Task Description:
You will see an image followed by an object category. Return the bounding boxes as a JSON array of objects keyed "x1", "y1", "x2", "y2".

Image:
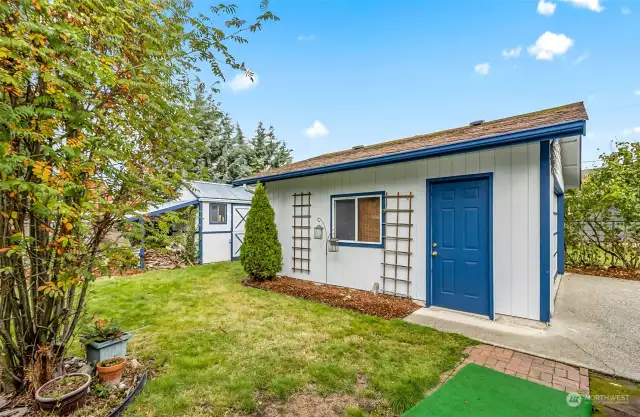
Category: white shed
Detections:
[
  {"x1": 234, "y1": 102, "x2": 588, "y2": 323},
  {"x1": 145, "y1": 181, "x2": 253, "y2": 263}
]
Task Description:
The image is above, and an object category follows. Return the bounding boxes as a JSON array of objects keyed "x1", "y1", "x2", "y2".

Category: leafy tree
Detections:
[
  {"x1": 0, "y1": 0, "x2": 277, "y2": 391},
  {"x1": 240, "y1": 182, "x2": 282, "y2": 281},
  {"x1": 565, "y1": 142, "x2": 640, "y2": 268}
]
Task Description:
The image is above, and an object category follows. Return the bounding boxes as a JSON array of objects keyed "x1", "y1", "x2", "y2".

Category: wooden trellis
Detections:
[
  {"x1": 380, "y1": 192, "x2": 414, "y2": 297},
  {"x1": 292, "y1": 192, "x2": 312, "y2": 273}
]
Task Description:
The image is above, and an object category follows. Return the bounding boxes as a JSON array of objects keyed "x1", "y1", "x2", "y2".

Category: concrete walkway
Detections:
[{"x1": 406, "y1": 273, "x2": 640, "y2": 381}]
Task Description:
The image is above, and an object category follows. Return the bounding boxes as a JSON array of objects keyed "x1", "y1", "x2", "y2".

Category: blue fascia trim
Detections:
[
  {"x1": 540, "y1": 140, "x2": 551, "y2": 323},
  {"x1": 233, "y1": 120, "x2": 586, "y2": 186},
  {"x1": 425, "y1": 172, "x2": 494, "y2": 320},
  {"x1": 557, "y1": 194, "x2": 565, "y2": 275},
  {"x1": 329, "y1": 191, "x2": 385, "y2": 248},
  {"x1": 146, "y1": 200, "x2": 199, "y2": 217},
  {"x1": 198, "y1": 202, "x2": 203, "y2": 264}
]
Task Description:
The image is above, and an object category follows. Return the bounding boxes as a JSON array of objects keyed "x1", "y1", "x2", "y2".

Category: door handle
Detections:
[{"x1": 432, "y1": 251, "x2": 438, "y2": 256}]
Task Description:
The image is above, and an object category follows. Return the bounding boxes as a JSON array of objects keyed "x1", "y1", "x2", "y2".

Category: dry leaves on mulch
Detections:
[
  {"x1": 567, "y1": 266, "x2": 640, "y2": 281},
  {"x1": 246, "y1": 276, "x2": 421, "y2": 320}
]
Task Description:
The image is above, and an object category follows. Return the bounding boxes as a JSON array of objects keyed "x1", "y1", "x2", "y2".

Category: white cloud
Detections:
[
  {"x1": 559, "y1": 0, "x2": 604, "y2": 12},
  {"x1": 229, "y1": 73, "x2": 259, "y2": 91},
  {"x1": 635, "y1": 90, "x2": 640, "y2": 96},
  {"x1": 537, "y1": 0, "x2": 557, "y2": 15},
  {"x1": 305, "y1": 120, "x2": 329, "y2": 138},
  {"x1": 622, "y1": 127, "x2": 640, "y2": 136},
  {"x1": 474, "y1": 63, "x2": 490, "y2": 75},
  {"x1": 528, "y1": 32, "x2": 574, "y2": 60},
  {"x1": 502, "y1": 46, "x2": 522, "y2": 59},
  {"x1": 297, "y1": 35, "x2": 316, "y2": 41},
  {"x1": 621, "y1": 7, "x2": 631, "y2": 14},
  {"x1": 572, "y1": 51, "x2": 589, "y2": 65}
]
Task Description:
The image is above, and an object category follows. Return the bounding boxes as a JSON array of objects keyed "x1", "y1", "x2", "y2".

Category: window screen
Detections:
[
  {"x1": 358, "y1": 197, "x2": 381, "y2": 243},
  {"x1": 335, "y1": 199, "x2": 356, "y2": 240},
  {"x1": 209, "y1": 203, "x2": 227, "y2": 224}
]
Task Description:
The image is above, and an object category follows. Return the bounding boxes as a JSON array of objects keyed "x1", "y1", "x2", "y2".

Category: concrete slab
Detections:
[{"x1": 406, "y1": 273, "x2": 640, "y2": 381}]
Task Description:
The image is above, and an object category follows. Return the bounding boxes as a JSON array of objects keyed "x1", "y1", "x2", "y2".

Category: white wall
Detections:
[
  {"x1": 199, "y1": 200, "x2": 250, "y2": 263},
  {"x1": 266, "y1": 142, "x2": 543, "y2": 320}
]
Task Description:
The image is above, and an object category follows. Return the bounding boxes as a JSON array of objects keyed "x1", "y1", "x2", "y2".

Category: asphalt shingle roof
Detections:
[{"x1": 239, "y1": 102, "x2": 588, "y2": 182}]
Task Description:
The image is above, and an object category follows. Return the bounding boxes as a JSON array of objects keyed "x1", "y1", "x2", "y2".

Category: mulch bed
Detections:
[
  {"x1": 567, "y1": 266, "x2": 640, "y2": 281},
  {"x1": 245, "y1": 276, "x2": 421, "y2": 320}
]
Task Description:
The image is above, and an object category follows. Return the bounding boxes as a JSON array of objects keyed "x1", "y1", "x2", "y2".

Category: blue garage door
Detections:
[{"x1": 430, "y1": 178, "x2": 491, "y2": 316}]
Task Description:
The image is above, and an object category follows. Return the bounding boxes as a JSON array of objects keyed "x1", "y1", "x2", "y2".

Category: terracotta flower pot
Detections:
[
  {"x1": 96, "y1": 356, "x2": 126, "y2": 385},
  {"x1": 35, "y1": 373, "x2": 91, "y2": 416}
]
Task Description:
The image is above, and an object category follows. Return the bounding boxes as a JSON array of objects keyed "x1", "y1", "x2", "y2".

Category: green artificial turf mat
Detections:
[{"x1": 402, "y1": 364, "x2": 591, "y2": 417}]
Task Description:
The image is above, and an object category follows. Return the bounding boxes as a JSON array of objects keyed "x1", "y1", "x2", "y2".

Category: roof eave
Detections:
[{"x1": 232, "y1": 119, "x2": 587, "y2": 186}]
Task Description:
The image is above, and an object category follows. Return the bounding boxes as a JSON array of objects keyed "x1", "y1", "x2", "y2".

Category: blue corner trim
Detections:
[
  {"x1": 198, "y1": 201, "x2": 203, "y2": 264},
  {"x1": 329, "y1": 191, "x2": 385, "y2": 248},
  {"x1": 139, "y1": 248, "x2": 145, "y2": 269},
  {"x1": 425, "y1": 173, "x2": 494, "y2": 320},
  {"x1": 233, "y1": 120, "x2": 586, "y2": 186},
  {"x1": 540, "y1": 140, "x2": 551, "y2": 323},
  {"x1": 557, "y1": 193, "x2": 565, "y2": 275}
]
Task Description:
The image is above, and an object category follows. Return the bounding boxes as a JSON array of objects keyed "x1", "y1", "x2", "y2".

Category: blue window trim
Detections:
[
  {"x1": 329, "y1": 191, "x2": 385, "y2": 248},
  {"x1": 209, "y1": 202, "x2": 228, "y2": 225},
  {"x1": 231, "y1": 203, "x2": 251, "y2": 260},
  {"x1": 233, "y1": 120, "x2": 586, "y2": 186},
  {"x1": 425, "y1": 173, "x2": 494, "y2": 320},
  {"x1": 540, "y1": 141, "x2": 551, "y2": 323}
]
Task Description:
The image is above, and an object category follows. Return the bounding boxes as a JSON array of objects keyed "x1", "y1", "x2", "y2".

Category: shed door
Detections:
[
  {"x1": 430, "y1": 178, "x2": 490, "y2": 316},
  {"x1": 231, "y1": 204, "x2": 250, "y2": 260}
]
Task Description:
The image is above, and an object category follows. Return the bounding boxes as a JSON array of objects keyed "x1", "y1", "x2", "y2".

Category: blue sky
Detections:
[{"x1": 197, "y1": 0, "x2": 639, "y2": 167}]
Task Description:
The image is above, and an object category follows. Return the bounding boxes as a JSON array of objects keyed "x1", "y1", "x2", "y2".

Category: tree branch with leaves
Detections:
[{"x1": 0, "y1": 0, "x2": 277, "y2": 392}]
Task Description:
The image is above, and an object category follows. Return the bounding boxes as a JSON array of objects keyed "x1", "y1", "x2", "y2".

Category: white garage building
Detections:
[{"x1": 234, "y1": 103, "x2": 588, "y2": 323}]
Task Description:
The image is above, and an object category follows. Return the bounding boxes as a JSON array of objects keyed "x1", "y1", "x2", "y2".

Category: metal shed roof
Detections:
[{"x1": 188, "y1": 181, "x2": 253, "y2": 201}]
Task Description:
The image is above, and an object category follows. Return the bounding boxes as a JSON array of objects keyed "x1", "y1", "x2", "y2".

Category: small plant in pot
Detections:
[
  {"x1": 96, "y1": 356, "x2": 126, "y2": 385},
  {"x1": 80, "y1": 317, "x2": 132, "y2": 365},
  {"x1": 35, "y1": 373, "x2": 91, "y2": 416}
]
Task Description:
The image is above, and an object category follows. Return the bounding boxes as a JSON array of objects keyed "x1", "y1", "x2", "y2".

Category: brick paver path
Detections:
[{"x1": 464, "y1": 344, "x2": 590, "y2": 396}]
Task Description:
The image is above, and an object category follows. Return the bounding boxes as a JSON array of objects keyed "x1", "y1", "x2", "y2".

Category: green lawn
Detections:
[{"x1": 84, "y1": 262, "x2": 471, "y2": 416}]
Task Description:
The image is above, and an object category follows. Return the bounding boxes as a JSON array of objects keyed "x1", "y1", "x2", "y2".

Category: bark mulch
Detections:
[
  {"x1": 245, "y1": 276, "x2": 421, "y2": 320},
  {"x1": 567, "y1": 266, "x2": 640, "y2": 281}
]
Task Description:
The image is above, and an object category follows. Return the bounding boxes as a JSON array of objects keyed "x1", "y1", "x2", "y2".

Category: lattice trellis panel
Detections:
[
  {"x1": 381, "y1": 192, "x2": 414, "y2": 297},
  {"x1": 292, "y1": 192, "x2": 311, "y2": 273}
]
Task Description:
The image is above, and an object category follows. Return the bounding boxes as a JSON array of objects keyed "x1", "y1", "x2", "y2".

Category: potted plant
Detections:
[
  {"x1": 80, "y1": 317, "x2": 132, "y2": 365},
  {"x1": 96, "y1": 356, "x2": 127, "y2": 384},
  {"x1": 35, "y1": 373, "x2": 91, "y2": 415}
]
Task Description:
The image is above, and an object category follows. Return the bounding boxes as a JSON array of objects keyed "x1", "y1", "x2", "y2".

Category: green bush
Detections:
[{"x1": 240, "y1": 182, "x2": 283, "y2": 280}]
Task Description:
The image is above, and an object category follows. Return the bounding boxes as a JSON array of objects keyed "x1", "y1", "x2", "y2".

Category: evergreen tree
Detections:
[
  {"x1": 240, "y1": 183, "x2": 283, "y2": 280},
  {"x1": 189, "y1": 94, "x2": 292, "y2": 183}
]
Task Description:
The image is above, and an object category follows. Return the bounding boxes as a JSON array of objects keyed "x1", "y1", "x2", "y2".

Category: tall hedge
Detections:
[{"x1": 240, "y1": 182, "x2": 283, "y2": 280}]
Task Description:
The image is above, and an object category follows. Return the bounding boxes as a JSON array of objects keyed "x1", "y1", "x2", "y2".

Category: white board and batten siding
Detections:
[{"x1": 267, "y1": 142, "x2": 543, "y2": 321}]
